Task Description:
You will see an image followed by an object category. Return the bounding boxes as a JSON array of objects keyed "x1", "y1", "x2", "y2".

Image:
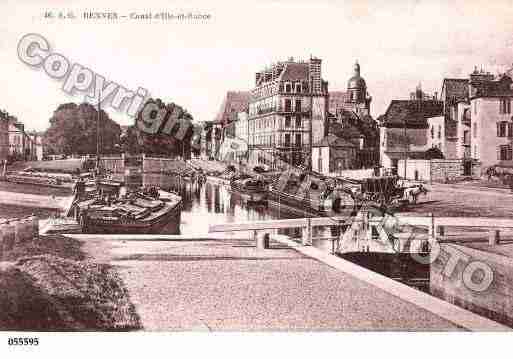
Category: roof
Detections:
[
  {"x1": 442, "y1": 78, "x2": 469, "y2": 103},
  {"x1": 213, "y1": 91, "x2": 251, "y2": 125},
  {"x1": 381, "y1": 100, "x2": 443, "y2": 128},
  {"x1": 471, "y1": 75, "x2": 513, "y2": 98},
  {"x1": 329, "y1": 122, "x2": 363, "y2": 139},
  {"x1": 280, "y1": 62, "x2": 309, "y2": 81},
  {"x1": 312, "y1": 134, "x2": 357, "y2": 148},
  {"x1": 328, "y1": 91, "x2": 349, "y2": 113},
  {"x1": 348, "y1": 75, "x2": 366, "y2": 89}
]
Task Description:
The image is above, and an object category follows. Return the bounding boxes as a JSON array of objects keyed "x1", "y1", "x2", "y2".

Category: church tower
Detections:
[{"x1": 347, "y1": 61, "x2": 371, "y2": 116}]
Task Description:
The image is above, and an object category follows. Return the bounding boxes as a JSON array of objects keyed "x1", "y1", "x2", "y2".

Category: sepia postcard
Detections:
[{"x1": 1, "y1": 0, "x2": 512, "y2": 357}]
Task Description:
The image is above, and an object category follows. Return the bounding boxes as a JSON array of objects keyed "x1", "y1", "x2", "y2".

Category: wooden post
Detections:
[
  {"x1": 256, "y1": 231, "x2": 270, "y2": 249},
  {"x1": 0, "y1": 223, "x2": 3, "y2": 260},
  {"x1": 489, "y1": 230, "x2": 500, "y2": 245},
  {"x1": 253, "y1": 230, "x2": 259, "y2": 248},
  {"x1": 428, "y1": 212, "x2": 435, "y2": 243},
  {"x1": 2, "y1": 222, "x2": 15, "y2": 251},
  {"x1": 438, "y1": 225, "x2": 445, "y2": 237}
]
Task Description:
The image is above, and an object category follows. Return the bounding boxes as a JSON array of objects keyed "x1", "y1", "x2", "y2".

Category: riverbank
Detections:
[{"x1": 0, "y1": 234, "x2": 141, "y2": 331}]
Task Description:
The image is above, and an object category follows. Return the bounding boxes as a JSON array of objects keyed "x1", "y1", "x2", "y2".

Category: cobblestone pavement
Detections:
[{"x1": 82, "y1": 236, "x2": 461, "y2": 331}]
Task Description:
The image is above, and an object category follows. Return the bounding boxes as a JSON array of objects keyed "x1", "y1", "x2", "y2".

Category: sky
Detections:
[{"x1": 1, "y1": 0, "x2": 513, "y2": 132}]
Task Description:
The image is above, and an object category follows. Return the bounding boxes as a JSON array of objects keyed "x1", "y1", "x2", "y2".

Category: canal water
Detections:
[{"x1": 141, "y1": 174, "x2": 323, "y2": 238}]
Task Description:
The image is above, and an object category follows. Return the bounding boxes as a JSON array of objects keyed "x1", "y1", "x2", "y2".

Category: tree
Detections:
[
  {"x1": 424, "y1": 146, "x2": 444, "y2": 159},
  {"x1": 43, "y1": 103, "x2": 121, "y2": 156},
  {"x1": 133, "y1": 98, "x2": 195, "y2": 158}
]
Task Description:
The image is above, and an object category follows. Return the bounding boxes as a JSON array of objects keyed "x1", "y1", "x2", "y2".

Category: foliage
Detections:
[
  {"x1": 132, "y1": 98, "x2": 195, "y2": 157},
  {"x1": 424, "y1": 146, "x2": 444, "y2": 159},
  {"x1": 43, "y1": 103, "x2": 121, "y2": 156}
]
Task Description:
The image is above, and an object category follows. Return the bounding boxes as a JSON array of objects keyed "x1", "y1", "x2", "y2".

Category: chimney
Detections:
[{"x1": 309, "y1": 57, "x2": 322, "y2": 94}]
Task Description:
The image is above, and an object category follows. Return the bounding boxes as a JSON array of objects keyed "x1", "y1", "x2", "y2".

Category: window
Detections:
[
  {"x1": 284, "y1": 99, "x2": 292, "y2": 112},
  {"x1": 499, "y1": 145, "x2": 512, "y2": 160},
  {"x1": 295, "y1": 133, "x2": 302, "y2": 147},
  {"x1": 295, "y1": 99, "x2": 302, "y2": 112},
  {"x1": 500, "y1": 99, "x2": 511, "y2": 114},
  {"x1": 285, "y1": 83, "x2": 292, "y2": 93},
  {"x1": 497, "y1": 121, "x2": 507, "y2": 137},
  {"x1": 318, "y1": 157, "x2": 323, "y2": 173},
  {"x1": 295, "y1": 115, "x2": 301, "y2": 128},
  {"x1": 284, "y1": 133, "x2": 291, "y2": 147},
  {"x1": 285, "y1": 116, "x2": 291, "y2": 128},
  {"x1": 474, "y1": 101, "x2": 477, "y2": 115},
  {"x1": 295, "y1": 83, "x2": 301, "y2": 93},
  {"x1": 509, "y1": 122, "x2": 513, "y2": 137},
  {"x1": 431, "y1": 126, "x2": 434, "y2": 139},
  {"x1": 438, "y1": 125, "x2": 441, "y2": 139},
  {"x1": 473, "y1": 122, "x2": 477, "y2": 138}
]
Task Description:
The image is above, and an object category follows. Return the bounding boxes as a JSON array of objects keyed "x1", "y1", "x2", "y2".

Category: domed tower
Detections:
[{"x1": 347, "y1": 61, "x2": 371, "y2": 116}]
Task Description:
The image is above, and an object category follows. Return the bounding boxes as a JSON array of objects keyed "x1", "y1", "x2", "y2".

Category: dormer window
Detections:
[
  {"x1": 285, "y1": 83, "x2": 292, "y2": 93},
  {"x1": 296, "y1": 83, "x2": 301, "y2": 93}
]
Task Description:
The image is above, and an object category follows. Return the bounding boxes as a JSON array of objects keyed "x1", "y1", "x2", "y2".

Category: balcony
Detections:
[{"x1": 253, "y1": 105, "x2": 311, "y2": 116}]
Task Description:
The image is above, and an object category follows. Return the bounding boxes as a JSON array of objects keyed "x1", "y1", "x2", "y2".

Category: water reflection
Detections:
[{"x1": 138, "y1": 174, "x2": 304, "y2": 236}]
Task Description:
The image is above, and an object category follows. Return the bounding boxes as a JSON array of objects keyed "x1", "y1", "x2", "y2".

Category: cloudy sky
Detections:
[{"x1": 1, "y1": 0, "x2": 513, "y2": 132}]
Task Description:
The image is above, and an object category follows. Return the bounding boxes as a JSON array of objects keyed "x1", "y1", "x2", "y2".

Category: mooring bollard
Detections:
[
  {"x1": 15, "y1": 219, "x2": 32, "y2": 244},
  {"x1": 2, "y1": 222, "x2": 15, "y2": 251},
  {"x1": 302, "y1": 218, "x2": 312, "y2": 246},
  {"x1": 488, "y1": 230, "x2": 500, "y2": 245},
  {"x1": 27, "y1": 216, "x2": 39, "y2": 241}
]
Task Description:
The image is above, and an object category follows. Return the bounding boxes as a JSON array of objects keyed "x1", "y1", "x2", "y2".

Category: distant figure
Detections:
[
  {"x1": 74, "y1": 178, "x2": 86, "y2": 199},
  {"x1": 486, "y1": 166, "x2": 495, "y2": 181},
  {"x1": 404, "y1": 184, "x2": 428, "y2": 204}
]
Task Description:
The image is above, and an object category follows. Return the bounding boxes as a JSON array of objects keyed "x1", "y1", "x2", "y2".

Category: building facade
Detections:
[
  {"x1": 379, "y1": 88, "x2": 444, "y2": 172},
  {"x1": 311, "y1": 134, "x2": 357, "y2": 175},
  {"x1": 0, "y1": 114, "x2": 8, "y2": 162},
  {"x1": 441, "y1": 68, "x2": 513, "y2": 175},
  {"x1": 469, "y1": 73, "x2": 513, "y2": 171},
  {"x1": 234, "y1": 111, "x2": 249, "y2": 143},
  {"x1": 212, "y1": 91, "x2": 251, "y2": 159},
  {"x1": 0, "y1": 110, "x2": 39, "y2": 162},
  {"x1": 247, "y1": 57, "x2": 329, "y2": 168}
]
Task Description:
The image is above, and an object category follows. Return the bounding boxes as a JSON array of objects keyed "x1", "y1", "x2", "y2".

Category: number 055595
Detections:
[{"x1": 8, "y1": 337, "x2": 39, "y2": 346}]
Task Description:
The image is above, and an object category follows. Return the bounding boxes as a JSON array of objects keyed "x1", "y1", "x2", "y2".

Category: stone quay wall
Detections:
[{"x1": 430, "y1": 243, "x2": 513, "y2": 327}]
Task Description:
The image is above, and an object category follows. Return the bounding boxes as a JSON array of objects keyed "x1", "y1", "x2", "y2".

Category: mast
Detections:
[
  {"x1": 96, "y1": 88, "x2": 101, "y2": 172},
  {"x1": 403, "y1": 117, "x2": 407, "y2": 179},
  {"x1": 309, "y1": 75, "x2": 313, "y2": 171}
]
